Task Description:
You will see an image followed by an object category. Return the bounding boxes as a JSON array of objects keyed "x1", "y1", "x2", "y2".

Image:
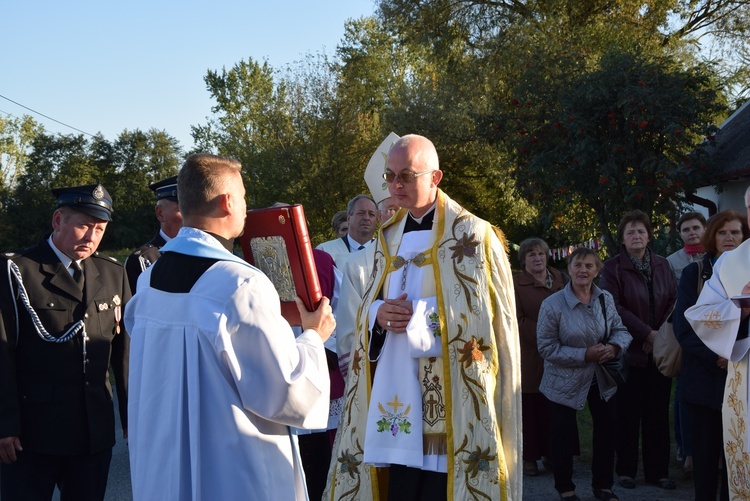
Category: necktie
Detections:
[
  {"x1": 357, "y1": 245, "x2": 365, "y2": 251},
  {"x1": 71, "y1": 262, "x2": 84, "y2": 290}
]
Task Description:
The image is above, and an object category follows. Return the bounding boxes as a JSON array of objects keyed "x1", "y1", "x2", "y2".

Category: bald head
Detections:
[
  {"x1": 388, "y1": 135, "x2": 440, "y2": 172},
  {"x1": 385, "y1": 134, "x2": 443, "y2": 217}
]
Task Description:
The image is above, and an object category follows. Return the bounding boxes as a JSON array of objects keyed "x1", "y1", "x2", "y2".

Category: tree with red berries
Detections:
[{"x1": 510, "y1": 48, "x2": 726, "y2": 254}]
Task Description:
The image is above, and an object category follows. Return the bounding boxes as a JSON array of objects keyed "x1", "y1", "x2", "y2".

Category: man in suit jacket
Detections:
[
  {"x1": 0, "y1": 184, "x2": 130, "y2": 501},
  {"x1": 316, "y1": 194, "x2": 378, "y2": 265},
  {"x1": 125, "y1": 175, "x2": 183, "y2": 293}
]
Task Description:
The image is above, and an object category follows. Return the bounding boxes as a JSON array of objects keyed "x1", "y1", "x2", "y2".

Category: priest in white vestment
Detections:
[
  {"x1": 124, "y1": 154, "x2": 336, "y2": 501},
  {"x1": 324, "y1": 135, "x2": 522, "y2": 500},
  {"x1": 685, "y1": 186, "x2": 750, "y2": 500}
]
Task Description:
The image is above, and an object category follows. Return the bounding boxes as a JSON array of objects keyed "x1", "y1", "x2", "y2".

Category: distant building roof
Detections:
[{"x1": 706, "y1": 100, "x2": 750, "y2": 182}]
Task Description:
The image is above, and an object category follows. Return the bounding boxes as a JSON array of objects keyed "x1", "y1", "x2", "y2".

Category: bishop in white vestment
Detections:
[{"x1": 325, "y1": 135, "x2": 522, "y2": 501}]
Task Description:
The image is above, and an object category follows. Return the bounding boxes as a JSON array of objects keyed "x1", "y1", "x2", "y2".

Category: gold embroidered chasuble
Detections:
[{"x1": 324, "y1": 190, "x2": 522, "y2": 501}]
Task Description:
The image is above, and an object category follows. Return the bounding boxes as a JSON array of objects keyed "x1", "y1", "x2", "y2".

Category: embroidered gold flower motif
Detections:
[
  {"x1": 458, "y1": 337, "x2": 490, "y2": 367},
  {"x1": 727, "y1": 441, "x2": 739, "y2": 456},
  {"x1": 352, "y1": 350, "x2": 363, "y2": 377},
  {"x1": 448, "y1": 233, "x2": 480, "y2": 263},
  {"x1": 463, "y1": 445, "x2": 496, "y2": 478},
  {"x1": 337, "y1": 449, "x2": 362, "y2": 479}
]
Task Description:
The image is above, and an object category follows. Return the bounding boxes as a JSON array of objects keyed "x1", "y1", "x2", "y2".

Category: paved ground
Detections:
[
  {"x1": 522, "y1": 455, "x2": 695, "y2": 500},
  {"x1": 100, "y1": 449, "x2": 695, "y2": 501},
  {"x1": 42, "y1": 388, "x2": 695, "y2": 500}
]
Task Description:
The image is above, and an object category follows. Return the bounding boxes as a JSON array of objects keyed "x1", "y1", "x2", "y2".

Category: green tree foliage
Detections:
[
  {"x1": 0, "y1": 115, "x2": 43, "y2": 190},
  {"x1": 508, "y1": 49, "x2": 726, "y2": 254},
  {"x1": 2, "y1": 130, "x2": 182, "y2": 252},
  {"x1": 376, "y1": 0, "x2": 733, "y2": 253}
]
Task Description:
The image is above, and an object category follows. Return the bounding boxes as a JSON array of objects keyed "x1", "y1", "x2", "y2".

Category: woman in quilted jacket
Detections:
[{"x1": 538, "y1": 247, "x2": 632, "y2": 501}]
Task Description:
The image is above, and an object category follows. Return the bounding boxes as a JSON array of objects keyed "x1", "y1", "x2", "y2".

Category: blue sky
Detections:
[{"x1": 2, "y1": 0, "x2": 376, "y2": 151}]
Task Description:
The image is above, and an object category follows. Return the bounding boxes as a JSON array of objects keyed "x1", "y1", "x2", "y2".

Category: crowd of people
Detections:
[
  {"x1": 0, "y1": 134, "x2": 749, "y2": 501},
  {"x1": 517, "y1": 201, "x2": 750, "y2": 501}
]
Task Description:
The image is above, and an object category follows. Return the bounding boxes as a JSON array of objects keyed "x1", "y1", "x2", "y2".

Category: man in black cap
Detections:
[
  {"x1": 0, "y1": 183, "x2": 130, "y2": 501},
  {"x1": 125, "y1": 175, "x2": 182, "y2": 293}
]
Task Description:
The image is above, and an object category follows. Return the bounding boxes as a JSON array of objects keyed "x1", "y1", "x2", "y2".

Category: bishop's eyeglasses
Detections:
[{"x1": 382, "y1": 170, "x2": 436, "y2": 184}]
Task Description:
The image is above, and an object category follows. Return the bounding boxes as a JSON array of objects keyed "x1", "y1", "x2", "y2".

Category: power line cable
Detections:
[
  {"x1": 0, "y1": 109, "x2": 21, "y2": 120},
  {"x1": 0, "y1": 94, "x2": 96, "y2": 137}
]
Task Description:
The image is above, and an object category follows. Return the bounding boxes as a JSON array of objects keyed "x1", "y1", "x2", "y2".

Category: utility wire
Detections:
[
  {"x1": 0, "y1": 94, "x2": 96, "y2": 137},
  {"x1": 0, "y1": 108, "x2": 20, "y2": 120}
]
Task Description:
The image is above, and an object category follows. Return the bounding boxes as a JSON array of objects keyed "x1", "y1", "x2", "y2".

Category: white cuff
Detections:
[
  {"x1": 405, "y1": 297, "x2": 442, "y2": 358},
  {"x1": 369, "y1": 299, "x2": 385, "y2": 331}
]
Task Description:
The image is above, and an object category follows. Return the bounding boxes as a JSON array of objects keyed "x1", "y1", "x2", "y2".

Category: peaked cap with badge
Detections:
[
  {"x1": 149, "y1": 175, "x2": 178, "y2": 202},
  {"x1": 52, "y1": 183, "x2": 114, "y2": 221}
]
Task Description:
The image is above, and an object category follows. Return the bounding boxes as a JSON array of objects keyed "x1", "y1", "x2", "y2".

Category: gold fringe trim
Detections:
[{"x1": 423, "y1": 433, "x2": 448, "y2": 455}]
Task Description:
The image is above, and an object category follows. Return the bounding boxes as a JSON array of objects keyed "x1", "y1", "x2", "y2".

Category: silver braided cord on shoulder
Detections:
[{"x1": 6, "y1": 260, "x2": 89, "y2": 371}]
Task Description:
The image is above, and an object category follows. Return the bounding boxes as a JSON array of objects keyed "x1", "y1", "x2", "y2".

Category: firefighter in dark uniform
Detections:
[
  {"x1": 124, "y1": 175, "x2": 182, "y2": 293},
  {"x1": 0, "y1": 184, "x2": 130, "y2": 501}
]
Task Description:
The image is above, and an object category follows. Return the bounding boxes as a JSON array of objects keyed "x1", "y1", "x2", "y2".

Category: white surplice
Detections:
[{"x1": 124, "y1": 228, "x2": 330, "y2": 501}]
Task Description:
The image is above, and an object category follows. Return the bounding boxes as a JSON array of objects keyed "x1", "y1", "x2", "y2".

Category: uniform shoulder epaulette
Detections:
[
  {"x1": 92, "y1": 251, "x2": 123, "y2": 265},
  {"x1": 132, "y1": 244, "x2": 155, "y2": 257},
  {"x1": 3, "y1": 244, "x2": 34, "y2": 260}
]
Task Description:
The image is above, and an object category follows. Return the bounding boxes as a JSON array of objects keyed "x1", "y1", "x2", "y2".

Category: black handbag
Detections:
[{"x1": 599, "y1": 294, "x2": 628, "y2": 385}]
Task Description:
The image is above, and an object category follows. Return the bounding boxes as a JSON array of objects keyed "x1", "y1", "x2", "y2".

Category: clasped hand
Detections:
[
  {"x1": 376, "y1": 293, "x2": 413, "y2": 333},
  {"x1": 585, "y1": 343, "x2": 617, "y2": 364}
]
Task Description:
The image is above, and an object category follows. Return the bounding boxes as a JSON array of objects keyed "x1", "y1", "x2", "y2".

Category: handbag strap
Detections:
[
  {"x1": 598, "y1": 293, "x2": 609, "y2": 343},
  {"x1": 696, "y1": 260, "x2": 705, "y2": 295}
]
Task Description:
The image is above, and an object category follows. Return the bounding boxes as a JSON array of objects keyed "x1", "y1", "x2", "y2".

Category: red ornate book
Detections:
[{"x1": 239, "y1": 205, "x2": 321, "y2": 326}]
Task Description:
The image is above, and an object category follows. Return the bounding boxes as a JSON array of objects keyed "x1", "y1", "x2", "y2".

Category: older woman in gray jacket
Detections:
[{"x1": 538, "y1": 248, "x2": 632, "y2": 501}]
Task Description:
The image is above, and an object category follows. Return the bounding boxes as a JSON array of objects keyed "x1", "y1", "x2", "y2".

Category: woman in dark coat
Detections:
[
  {"x1": 513, "y1": 238, "x2": 566, "y2": 476},
  {"x1": 674, "y1": 210, "x2": 749, "y2": 501},
  {"x1": 600, "y1": 210, "x2": 677, "y2": 490}
]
